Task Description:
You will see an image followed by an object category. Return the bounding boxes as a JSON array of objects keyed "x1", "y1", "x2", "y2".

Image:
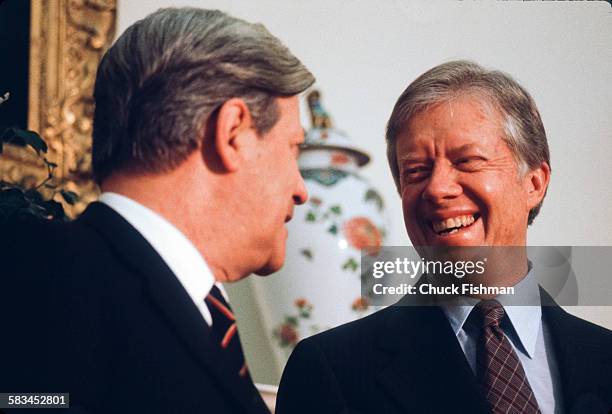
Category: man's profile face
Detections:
[
  {"x1": 396, "y1": 95, "x2": 533, "y2": 247},
  {"x1": 245, "y1": 96, "x2": 308, "y2": 275}
]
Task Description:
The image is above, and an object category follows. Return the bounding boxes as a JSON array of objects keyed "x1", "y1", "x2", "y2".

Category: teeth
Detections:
[{"x1": 432, "y1": 214, "x2": 476, "y2": 234}]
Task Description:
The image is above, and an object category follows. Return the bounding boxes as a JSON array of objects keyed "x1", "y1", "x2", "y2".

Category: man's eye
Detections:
[
  {"x1": 403, "y1": 166, "x2": 430, "y2": 182},
  {"x1": 455, "y1": 157, "x2": 485, "y2": 169}
]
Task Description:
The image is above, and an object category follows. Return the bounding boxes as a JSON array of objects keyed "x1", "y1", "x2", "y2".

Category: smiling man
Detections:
[
  {"x1": 1, "y1": 7, "x2": 313, "y2": 414},
  {"x1": 277, "y1": 61, "x2": 611, "y2": 414}
]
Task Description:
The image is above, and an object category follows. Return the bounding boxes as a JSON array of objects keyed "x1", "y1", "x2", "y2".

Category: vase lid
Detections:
[
  {"x1": 304, "y1": 89, "x2": 370, "y2": 167},
  {"x1": 303, "y1": 128, "x2": 370, "y2": 167}
]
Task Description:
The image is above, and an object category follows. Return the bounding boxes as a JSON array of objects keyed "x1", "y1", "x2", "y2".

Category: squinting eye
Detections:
[
  {"x1": 454, "y1": 157, "x2": 485, "y2": 170},
  {"x1": 402, "y1": 166, "x2": 430, "y2": 183}
]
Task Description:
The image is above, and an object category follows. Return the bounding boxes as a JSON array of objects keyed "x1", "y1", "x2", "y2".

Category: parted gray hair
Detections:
[
  {"x1": 92, "y1": 7, "x2": 315, "y2": 183},
  {"x1": 385, "y1": 60, "x2": 550, "y2": 225}
]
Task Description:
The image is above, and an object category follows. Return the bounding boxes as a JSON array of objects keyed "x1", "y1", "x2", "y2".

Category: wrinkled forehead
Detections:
[
  {"x1": 398, "y1": 95, "x2": 506, "y2": 150},
  {"x1": 410, "y1": 91, "x2": 501, "y2": 128}
]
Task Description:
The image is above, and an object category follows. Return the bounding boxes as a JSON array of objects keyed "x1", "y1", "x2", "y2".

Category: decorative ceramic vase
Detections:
[{"x1": 255, "y1": 91, "x2": 388, "y2": 365}]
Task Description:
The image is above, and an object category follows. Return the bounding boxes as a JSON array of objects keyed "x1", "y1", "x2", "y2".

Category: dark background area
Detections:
[{"x1": 0, "y1": 0, "x2": 31, "y2": 130}]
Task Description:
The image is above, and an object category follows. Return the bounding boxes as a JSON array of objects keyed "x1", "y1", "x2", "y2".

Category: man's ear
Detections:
[
  {"x1": 525, "y1": 161, "x2": 551, "y2": 210},
  {"x1": 213, "y1": 98, "x2": 255, "y2": 172}
]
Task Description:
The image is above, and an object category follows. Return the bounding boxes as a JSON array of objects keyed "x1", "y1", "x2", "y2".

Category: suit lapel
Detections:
[
  {"x1": 79, "y1": 203, "x2": 269, "y2": 414},
  {"x1": 541, "y1": 290, "x2": 611, "y2": 412},
  {"x1": 374, "y1": 303, "x2": 490, "y2": 413}
]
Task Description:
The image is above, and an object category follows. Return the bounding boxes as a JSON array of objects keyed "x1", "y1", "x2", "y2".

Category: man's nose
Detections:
[
  {"x1": 422, "y1": 161, "x2": 462, "y2": 203},
  {"x1": 293, "y1": 175, "x2": 308, "y2": 205}
]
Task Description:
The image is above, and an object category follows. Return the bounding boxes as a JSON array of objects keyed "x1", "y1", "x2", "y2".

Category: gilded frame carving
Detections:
[{"x1": 0, "y1": 0, "x2": 116, "y2": 216}]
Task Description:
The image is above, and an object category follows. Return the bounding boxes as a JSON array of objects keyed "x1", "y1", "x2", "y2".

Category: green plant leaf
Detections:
[
  {"x1": 14, "y1": 129, "x2": 48, "y2": 154},
  {"x1": 0, "y1": 126, "x2": 68, "y2": 223},
  {"x1": 60, "y1": 190, "x2": 78, "y2": 205}
]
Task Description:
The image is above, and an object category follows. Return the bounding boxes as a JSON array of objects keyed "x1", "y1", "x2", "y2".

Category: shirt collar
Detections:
[
  {"x1": 440, "y1": 262, "x2": 542, "y2": 358},
  {"x1": 99, "y1": 192, "x2": 220, "y2": 325}
]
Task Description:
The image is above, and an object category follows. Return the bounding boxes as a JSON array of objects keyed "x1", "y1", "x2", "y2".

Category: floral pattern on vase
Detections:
[{"x1": 343, "y1": 217, "x2": 383, "y2": 255}]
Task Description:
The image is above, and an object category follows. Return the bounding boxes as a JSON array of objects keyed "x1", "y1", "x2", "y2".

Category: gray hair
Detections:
[
  {"x1": 92, "y1": 7, "x2": 315, "y2": 183},
  {"x1": 386, "y1": 60, "x2": 550, "y2": 225}
]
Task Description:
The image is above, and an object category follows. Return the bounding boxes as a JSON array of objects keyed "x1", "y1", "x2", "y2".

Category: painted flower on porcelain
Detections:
[{"x1": 343, "y1": 216, "x2": 383, "y2": 255}]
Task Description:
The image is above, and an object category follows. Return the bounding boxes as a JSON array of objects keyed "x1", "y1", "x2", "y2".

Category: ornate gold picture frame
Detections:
[{"x1": 0, "y1": 0, "x2": 117, "y2": 216}]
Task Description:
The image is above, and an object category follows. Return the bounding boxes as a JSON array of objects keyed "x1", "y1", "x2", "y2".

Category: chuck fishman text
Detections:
[{"x1": 372, "y1": 283, "x2": 515, "y2": 296}]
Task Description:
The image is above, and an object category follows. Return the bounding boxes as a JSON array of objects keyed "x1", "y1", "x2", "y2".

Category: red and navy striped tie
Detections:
[
  {"x1": 475, "y1": 300, "x2": 541, "y2": 414},
  {"x1": 205, "y1": 285, "x2": 249, "y2": 379}
]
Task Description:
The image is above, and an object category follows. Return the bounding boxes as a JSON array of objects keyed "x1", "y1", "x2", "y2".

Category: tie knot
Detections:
[
  {"x1": 206, "y1": 285, "x2": 235, "y2": 321},
  {"x1": 475, "y1": 300, "x2": 505, "y2": 328},
  {"x1": 207, "y1": 285, "x2": 225, "y2": 304}
]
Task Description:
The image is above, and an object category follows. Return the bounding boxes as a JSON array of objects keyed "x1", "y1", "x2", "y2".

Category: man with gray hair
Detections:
[
  {"x1": 277, "y1": 61, "x2": 611, "y2": 413},
  {"x1": 2, "y1": 7, "x2": 313, "y2": 414}
]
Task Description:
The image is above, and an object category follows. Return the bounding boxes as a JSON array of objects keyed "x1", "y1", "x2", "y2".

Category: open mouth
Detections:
[{"x1": 430, "y1": 213, "x2": 480, "y2": 236}]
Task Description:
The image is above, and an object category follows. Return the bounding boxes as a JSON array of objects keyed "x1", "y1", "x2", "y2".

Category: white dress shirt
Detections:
[
  {"x1": 439, "y1": 266, "x2": 564, "y2": 414},
  {"x1": 99, "y1": 192, "x2": 225, "y2": 327}
]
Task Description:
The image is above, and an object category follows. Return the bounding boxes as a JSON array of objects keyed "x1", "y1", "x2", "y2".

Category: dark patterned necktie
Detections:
[
  {"x1": 474, "y1": 300, "x2": 541, "y2": 414},
  {"x1": 205, "y1": 285, "x2": 250, "y2": 379}
]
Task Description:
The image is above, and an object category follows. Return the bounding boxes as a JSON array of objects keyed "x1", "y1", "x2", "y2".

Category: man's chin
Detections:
[{"x1": 253, "y1": 257, "x2": 285, "y2": 276}]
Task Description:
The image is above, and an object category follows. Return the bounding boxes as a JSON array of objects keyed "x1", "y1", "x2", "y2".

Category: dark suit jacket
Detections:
[
  {"x1": 0, "y1": 202, "x2": 269, "y2": 414},
  {"x1": 276, "y1": 291, "x2": 612, "y2": 414}
]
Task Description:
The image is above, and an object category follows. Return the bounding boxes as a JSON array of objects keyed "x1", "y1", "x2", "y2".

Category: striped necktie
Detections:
[
  {"x1": 475, "y1": 300, "x2": 541, "y2": 414},
  {"x1": 205, "y1": 285, "x2": 249, "y2": 379}
]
